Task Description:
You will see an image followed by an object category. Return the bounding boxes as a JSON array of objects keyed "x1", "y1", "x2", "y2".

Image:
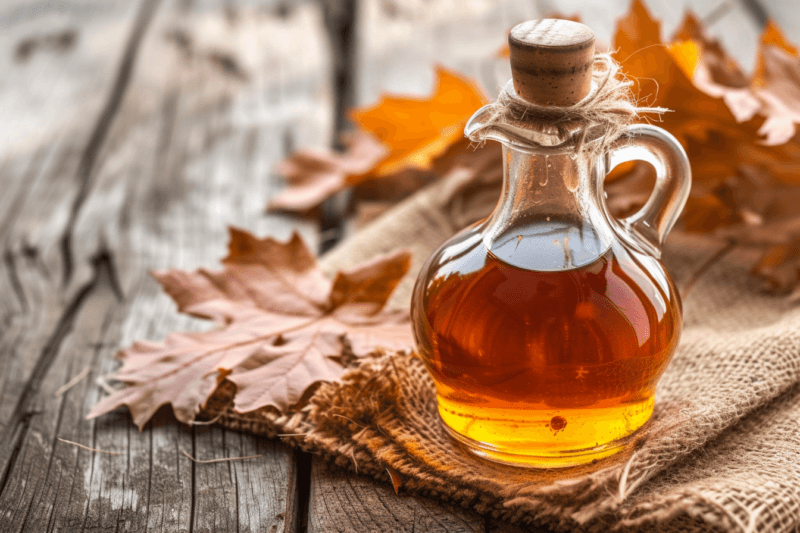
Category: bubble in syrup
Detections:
[
  {"x1": 541, "y1": 155, "x2": 551, "y2": 186},
  {"x1": 565, "y1": 172, "x2": 579, "y2": 192}
]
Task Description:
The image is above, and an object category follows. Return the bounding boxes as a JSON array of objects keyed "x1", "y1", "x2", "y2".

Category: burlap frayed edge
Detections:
[{"x1": 200, "y1": 351, "x2": 778, "y2": 533}]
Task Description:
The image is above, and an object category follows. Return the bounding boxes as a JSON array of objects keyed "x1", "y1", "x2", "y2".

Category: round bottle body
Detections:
[{"x1": 411, "y1": 221, "x2": 682, "y2": 467}]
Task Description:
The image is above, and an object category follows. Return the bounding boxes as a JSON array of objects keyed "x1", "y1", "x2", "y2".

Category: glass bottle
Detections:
[{"x1": 410, "y1": 20, "x2": 691, "y2": 467}]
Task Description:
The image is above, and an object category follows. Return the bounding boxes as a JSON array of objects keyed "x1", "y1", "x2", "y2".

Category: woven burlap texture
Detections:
[{"x1": 207, "y1": 170, "x2": 800, "y2": 533}]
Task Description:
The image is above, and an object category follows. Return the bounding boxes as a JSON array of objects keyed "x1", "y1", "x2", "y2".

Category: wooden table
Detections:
[{"x1": 0, "y1": 0, "x2": 782, "y2": 531}]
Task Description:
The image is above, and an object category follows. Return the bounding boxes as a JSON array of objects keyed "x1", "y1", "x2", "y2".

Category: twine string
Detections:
[{"x1": 470, "y1": 53, "x2": 669, "y2": 158}]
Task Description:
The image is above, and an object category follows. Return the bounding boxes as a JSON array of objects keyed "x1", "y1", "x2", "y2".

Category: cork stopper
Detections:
[{"x1": 508, "y1": 19, "x2": 595, "y2": 106}]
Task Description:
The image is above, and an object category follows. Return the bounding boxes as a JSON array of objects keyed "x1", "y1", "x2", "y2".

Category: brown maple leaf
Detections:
[
  {"x1": 352, "y1": 137, "x2": 504, "y2": 227},
  {"x1": 88, "y1": 228, "x2": 413, "y2": 429},
  {"x1": 672, "y1": 12, "x2": 754, "y2": 113},
  {"x1": 607, "y1": 4, "x2": 800, "y2": 292},
  {"x1": 269, "y1": 131, "x2": 388, "y2": 214},
  {"x1": 751, "y1": 22, "x2": 800, "y2": 146},
  {"x1": 754, "y1": 20, "x2": 799, "y2": 75}
]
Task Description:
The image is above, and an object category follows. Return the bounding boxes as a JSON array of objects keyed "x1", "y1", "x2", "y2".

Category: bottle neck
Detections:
[{"x1": 482, "y1": 145, "x2": 615, "y2": 271}]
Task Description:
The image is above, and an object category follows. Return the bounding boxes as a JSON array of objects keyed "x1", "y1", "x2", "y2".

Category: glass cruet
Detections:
[{"x1": 410, "y1": 19, "x2": 691, "y2": 467}]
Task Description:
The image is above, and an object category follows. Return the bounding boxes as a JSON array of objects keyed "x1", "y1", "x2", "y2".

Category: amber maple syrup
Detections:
[{"x1": 412, "y1": 221, "x2": 681, "y2": 466}]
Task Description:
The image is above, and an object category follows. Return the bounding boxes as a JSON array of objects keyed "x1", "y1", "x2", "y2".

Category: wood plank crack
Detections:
[
  {"x1": 59, "y1": 0, "x2": 161, "y2": 286},
  {"x1": 0, "y1": 410, "x2": 35, "y2": 502},
  {"x1": 189, "y1": 429, "x2": 196, "y2": 533},
  {"x1": 3, "y1": 248, "x2": 27, "y2": 312},
  {"x1": 0, "y1": 246, "x2": 119, "y2": 500},
  {"x1": 318, "y1": 0, "x2": 358, "y2": 254}
]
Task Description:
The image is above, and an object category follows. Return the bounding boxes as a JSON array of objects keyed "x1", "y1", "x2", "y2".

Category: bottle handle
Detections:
[{"x1": 604, "y1": 124, "x2": 691, "y2": 256}]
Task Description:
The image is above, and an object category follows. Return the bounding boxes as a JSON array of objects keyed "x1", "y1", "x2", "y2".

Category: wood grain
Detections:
[
  {"x1": 308, "y1": 458, "x2": 485, "y2": 533},
  {"x1": 0, "y1": 0, "x2": 330, "y2": 531}
]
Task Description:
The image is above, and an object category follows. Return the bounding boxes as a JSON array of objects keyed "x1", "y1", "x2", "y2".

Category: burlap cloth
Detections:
[{"x1": 206, "y1": 169, "x2": 800, "y2": 532}]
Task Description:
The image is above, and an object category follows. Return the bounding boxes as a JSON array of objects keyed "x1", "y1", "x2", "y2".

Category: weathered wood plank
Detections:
[
  {"x1": 0, "y1": 1, "x2": 145, "y2": 159},
  {"x1": 308, "y1": 458, "x2": 485, "y2": 533},
  {"x1": 0, "y1": 1, "x2": 332, "y2": 532},
  {"x1": 0, "y1": 253, "x2": 127, "y2": 532},
  {"x1": 0, "y1": 4, "x2": 161, "y2": 522},
  {"x1": 0, "y1": 0, "x2": 155, "y2": 450},
  {"x1": 74, "y1": 0, "x2": 334, "y2": 524}
]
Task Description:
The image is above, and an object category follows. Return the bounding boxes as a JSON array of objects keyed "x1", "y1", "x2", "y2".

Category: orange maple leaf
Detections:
[
  {"x1": 668, "y1": 40, "x2": 700, "y2": 79},
  {"x1": 267, "y1": 67, "x2": 487, "y2": 215},
  {"x1": 758, "y1": 20, "x2": 798, "y2": 59},
  {"x1": 350, "y1": 66, "x2": 487, "y2": 180},
  {"x1": 613, "y1": 0, "x2": 739, "y2": 144}
]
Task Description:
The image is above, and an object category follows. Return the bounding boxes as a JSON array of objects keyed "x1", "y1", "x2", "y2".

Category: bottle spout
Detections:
[
  {"x1": 464, "y1": 102, "x2": 539, "y2": 150},
  {"x1": 463, "y1": 88, "x2": 588, "y2": 153},
  {"x1": 464, "y1": 104, "x2": 501, "y2": 142}
]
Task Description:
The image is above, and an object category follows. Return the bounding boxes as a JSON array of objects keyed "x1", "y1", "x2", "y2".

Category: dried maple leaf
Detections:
[
  {"x1": 672, "y1": 12, "x2": 750, "y2": 89},
  {"x1": 756, "y1": 20, "x2": 799, "y2": 65},
  {"x1": 607, "y1": 4, "x2": 800, "y2": 292},
  {"x1": 88, "y1": 228, "x2": 413, "y2": 429},
  {"x1": 670, "y1": 15, "x2": 800, "y2": 150},
  {"x1": 751, "y1": 22, "x2": 800, "y2": 145},
  {"x1": 667, "y1": 39, "x2": 700, "y2": 79},
  {"x1": 614, "y1": 0, "x2": 661, "y2": 61},
  {"x1": 604, "y1": 2, "x2": 746, "y2": 232},
  {"x1": 269, "y1": 131, "x2": 388, "y2": 214},
  {"x1": 672, "y1": 14, "x2": 760, "y2": 125}
]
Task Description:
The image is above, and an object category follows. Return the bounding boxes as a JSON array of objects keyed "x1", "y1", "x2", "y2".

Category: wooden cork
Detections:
[{"x1": 508, "y1": 19, "x2": 595, "y2": 106}]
